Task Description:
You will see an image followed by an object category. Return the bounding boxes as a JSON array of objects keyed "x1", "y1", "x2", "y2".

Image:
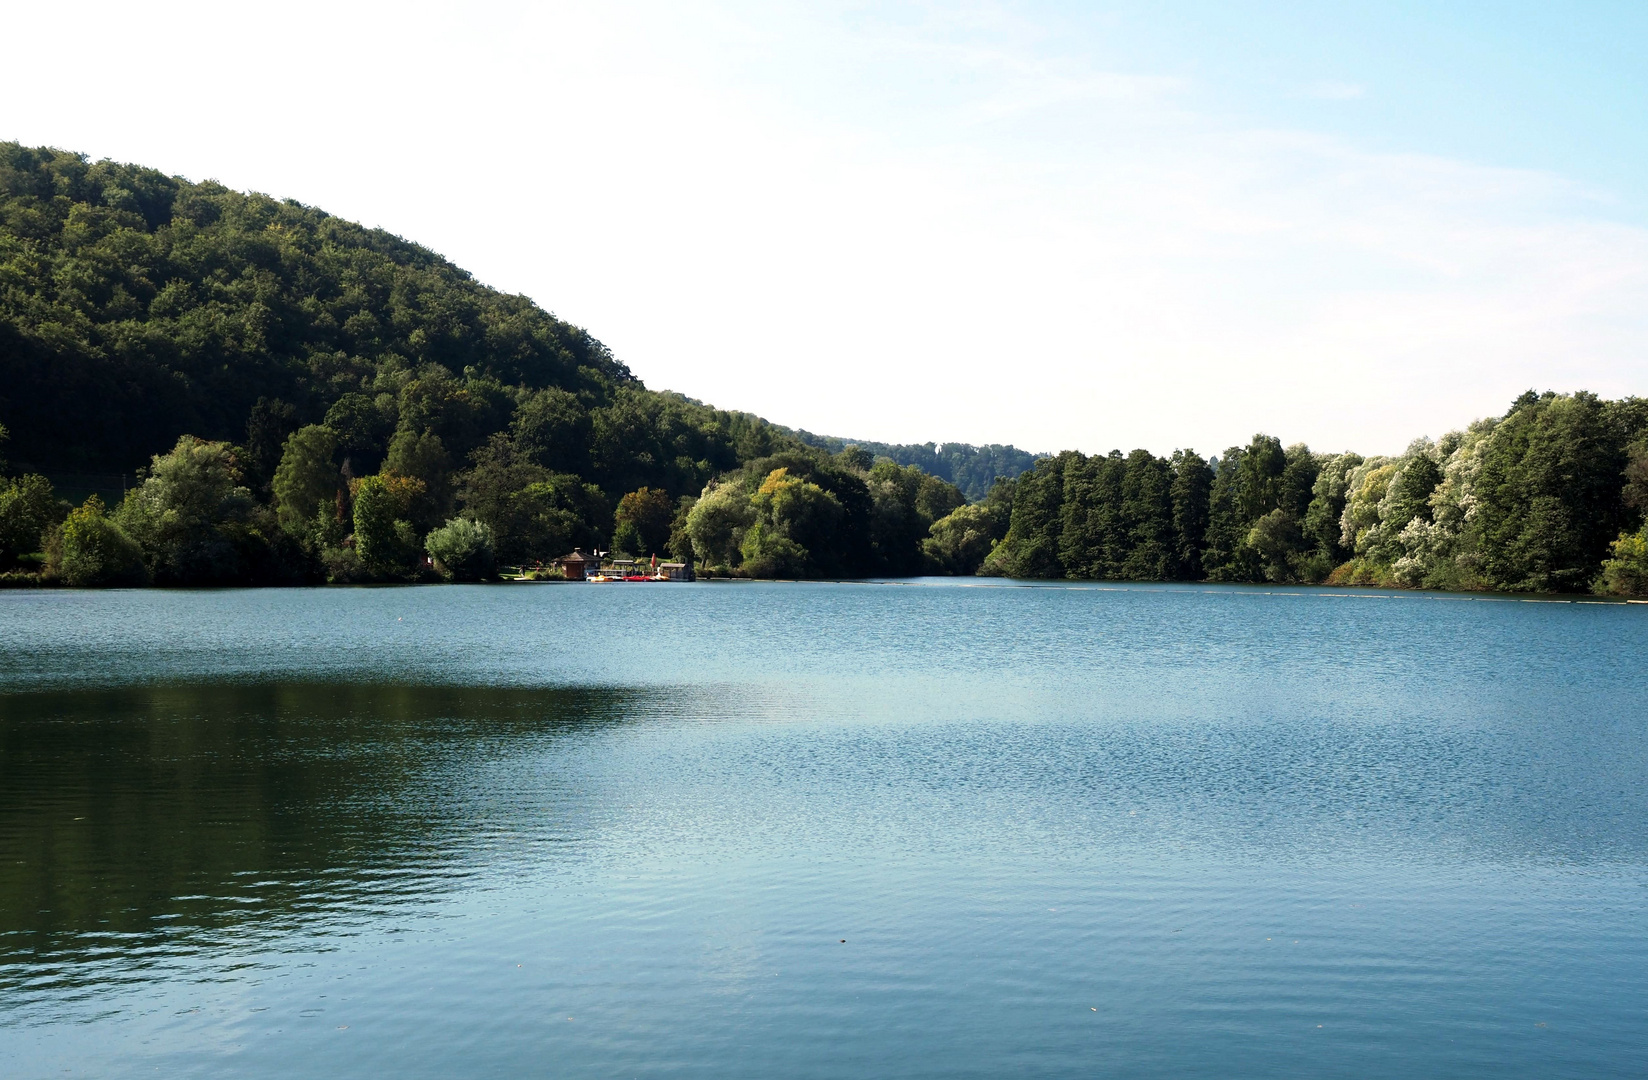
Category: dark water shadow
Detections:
[{"x1": 0, "y1": 682, "x2": 745, "y2": 992}]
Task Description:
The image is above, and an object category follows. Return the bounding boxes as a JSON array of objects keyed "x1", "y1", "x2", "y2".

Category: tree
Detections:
[
  {"x1": 1118, "y1": 449, "x2": 1174, "y2": 580},
  {"x1": 925, "y1": 502, "x2": 1004, "y2": 576},
  {"x1": 512, "y1": 387, "x2": 592, "y2": 474},
  {"x1": 244, "y1": 397, "x2": 299, "y2": 491},
  {"x1": 613, "y1": 486, "x2": 676, "y2": 557},
  {"x1": 384, "y1": 427, "x2": 453, "y2": 530},
  {"x1": 982, "y1": 453, "x2": 1072, "y2": 578},
  {"x1": 866, "y1": 460, "x2": 954, "y2": 576},
  {"x1": 741, "y1": 467, "x2": 844, "y2": 577},
  {"x1": 115, "y1": 436, "x2": 270, "y2": 584},
  {"x1": 273, "y1": 425, "x2": 342, "y2": 538},
  {"x1": 1623, "y1": 438, "x2": 1648, "y2": 516},
  {"x1": 1596, "y1": 526, "x2": 1648, "y2": 596},
  {"x1": 425, "y1": 517, "x2": 496, "y2": 581},
  {"x1": 739, "y1": 521, "x2": 809, "y2": 578},
  {"x1": 1203, "y1": 448, "x2": 1253, "y2": 581},
  {"x1": 836, "y1": 445, "x2": 874, "y2": 472},
  {"x1": 1384, "y1": 449, "x2": 1443, "y2": 530},
  {"x1": 1302, "y1": 452, "x2": 1363, "y2": 572},
  {"x1": 0, "y1": 473, "x2": 60, "y2": 565},
  {"x1": 667, "y1": 495, "x2": 697, "y2": 562},
  {"x1": 49, "y1": 496, "x2": 146, "y2": 586},
  {"x1": 1473, "y1": 392, "x2": 1632, "y2": 592},
  {"x1": 1169, "y1": 450, "x2": 1213, "y2": 580},
  {"x1": 0, "y1": 143, "x2": 630, "y2": 475},
  {"x1": 325, "y1": 393, "x2": 398, "y2": 476},
  {"x1": 458, "y1": 434, "x2": 557, "y2": 563},
  {"x1": 352, "y1": 474, "x2": 426, "y2": 578},
  {"x1": 1248, "y1": 509, "x2": 1304, "y2": 582},
  {"x1": 1058, "y1": 451, "x2": 1126, "y2": 580},
  {"x1": 1237, "y1": 435, "x2": 1287, "y2": 521},
  {"x1": 686, "y1": 482, "x2": 756, "y2": 569}
]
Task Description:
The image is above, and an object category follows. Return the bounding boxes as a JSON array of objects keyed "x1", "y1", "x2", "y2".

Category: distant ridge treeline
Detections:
[
  {"x1": 1, "y1": 144, "x2": 1645, "y2": 596},
  {"x1": 789, "y1": 433, "x2": 1041, "y2": 501}
]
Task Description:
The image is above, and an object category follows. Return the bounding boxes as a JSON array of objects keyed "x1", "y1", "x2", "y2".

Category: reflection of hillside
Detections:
[{"x1": 0, "y1": 683, "x2": 679, "y2": 982}]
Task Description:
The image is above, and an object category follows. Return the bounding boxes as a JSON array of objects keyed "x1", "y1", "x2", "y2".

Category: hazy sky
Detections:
[{"x1": 6, "y1": 1, "x2": 1647, "y2": 456}]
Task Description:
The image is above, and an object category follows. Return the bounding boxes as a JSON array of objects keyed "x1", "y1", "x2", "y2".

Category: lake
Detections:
[{"x1": 2, "y1": 580, "x2": 1646, "y2": 1078}]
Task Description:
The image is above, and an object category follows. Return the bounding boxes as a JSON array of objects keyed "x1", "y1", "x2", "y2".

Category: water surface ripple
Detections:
[{"x1": 0, "y1": 581, "x2": 1644, "y2": 1077}]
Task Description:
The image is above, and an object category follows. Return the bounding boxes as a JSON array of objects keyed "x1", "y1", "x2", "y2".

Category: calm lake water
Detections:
[{"x1": 2, "y1": 581, "x2": 1646, "y2": 1078}]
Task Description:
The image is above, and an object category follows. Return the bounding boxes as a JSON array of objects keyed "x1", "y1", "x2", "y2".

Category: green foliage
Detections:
[
  {"x1": 1201, "y1": 436, "x2": 1319, "y2": 582},
  {"x1": 1595, "y1": 526, "x2": 1648, "y2": 596},
  {"x1": 1302, "y1": 452, "x2": 1363, "y2": 571},
  {"x1": 244, "y1": 397, "x2": 299, "y2": 491},
  {"x1": 836, "y1": 445, "x2": 875, "y2": 473},
  {"x1": 0, "y1": 472, "x2": 61, "y2": 565},
  {"x1": 384, "y1": 427, "x2": 453, "y2": 530},
  {"x1": 667, "y1": 495, "x2": 697, "y2": 562},
  {"x1": 866, "y1": 460, "x2": 964, "y2": 575},
  {"x1": 986, "y1": 449, "x2": 1214, "y2": 582},
  {"x1": 457, "y1": 434, "x2": 607, "y2": 564},
  {"x1": 424, "y1": 517, "x2": 496, "y2": 581},
  {"x1": 982, "y1": 452, "x2": 1071, "y2": 579},
  {"x1": 0, "y1": 143, "x2": 628, "y2": 473},
  {"x1": 325, "y1": 392, "x2": 397, "y2": 475},
  {"x1": 351, "y1": 474, "x2": 424, "y2": 578},
  {"x1": 0, "y1": 143, "x2": 978, "y2": 586},
  {"x1": 795, "y1": 434, "x2": 1042, "y2": 501},
  {"x1": 1471, "y1": 392, "x2": 1636, "y2": 592},
  {"x1": 924, "y1": 481, "x2": 1013, "y2": 575},
  {"x1": 1623, "y1": 439, "x2": 1648, "y2": 514},
  {"x1": 512, "y1": 387, "x2": 592, "y2": 475},
  {"x1": 49, "y1": 496, "x2": 146, "y2": 586},
  {"x1": 613, "y1": 486, "x2": 676, "y2": 557},
  {"x1": 115, "y1": 436, "x2": 304, "y2": 584},
  {"x1": 9, "y1": 147, "x2": 1645, "y2": 596},
  {"x1": 682, "y1": 450, "x2": 886, "y2": 577},
  {"x1": 1169, "y1": 450, "x2": 1213, "y2": 579},
  {"x1": 739, "y1": 520, "x2": 810, "y2": 578},
  {"x1": 273, "y1": 424, "x2": 341, "y2": 537},
  {"x1": 685, "y1": 482, "x2": 756, "y2": 568},
  {"x1": 742, "y1": 468, "x2": 846, "y2": 577},
  {"x1": 1247, "y1": 508, "x2": 1305, "y2": 582}
]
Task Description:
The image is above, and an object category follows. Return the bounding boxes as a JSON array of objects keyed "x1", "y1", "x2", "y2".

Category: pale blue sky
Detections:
[
  {"x1": 1017, "y1": 2, "x2": 1648, "y2": 207},
  {"x1": 4, "y1": 1, "x2": 1645, "y2": 455}
]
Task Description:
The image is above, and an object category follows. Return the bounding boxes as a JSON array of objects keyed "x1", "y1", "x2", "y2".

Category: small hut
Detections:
[{"x1": 555, "y1": 549, "x2": 593, "y2": 581}]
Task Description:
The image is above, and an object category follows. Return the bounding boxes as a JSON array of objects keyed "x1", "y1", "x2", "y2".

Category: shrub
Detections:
[
  {"x1": 425, "y1": 517, "x2": 496, "y2": 581},
  {"x1": 50, "y1": 496, "x2": 146, "y2": 587}
]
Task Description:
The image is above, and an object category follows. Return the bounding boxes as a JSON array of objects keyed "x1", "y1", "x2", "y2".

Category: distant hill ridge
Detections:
[{"x1": 788, "y1": 433, "x2": 1042, "y2": 501}]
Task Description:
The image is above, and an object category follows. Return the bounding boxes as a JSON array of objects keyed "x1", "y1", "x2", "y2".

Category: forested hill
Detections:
[
  {"x1": 3, "y1": 144, "x2": 1646, "y2": 597},
  {"x1": 0, "y1": 144, "x2": 646, "y2": 474},
  {"x1": 0, "y1": 143, "x2": 987, "y2": 586}
]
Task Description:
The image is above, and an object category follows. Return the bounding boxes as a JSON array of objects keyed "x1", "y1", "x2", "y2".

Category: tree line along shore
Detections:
[{"x1": 1, "y1": 143, "x2": 1645, "y2": 595}]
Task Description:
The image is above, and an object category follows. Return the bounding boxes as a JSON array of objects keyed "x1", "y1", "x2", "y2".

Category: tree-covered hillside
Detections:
[
  {"x1": 3, "y1": 144, "x2": 1646, "y2": 596},
  {"x1": 0, "y1": 145, "x2": 634, "y2": 472},
  {"x1": 0, "y1": 144, "x2": 974, "y2": 585}
]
